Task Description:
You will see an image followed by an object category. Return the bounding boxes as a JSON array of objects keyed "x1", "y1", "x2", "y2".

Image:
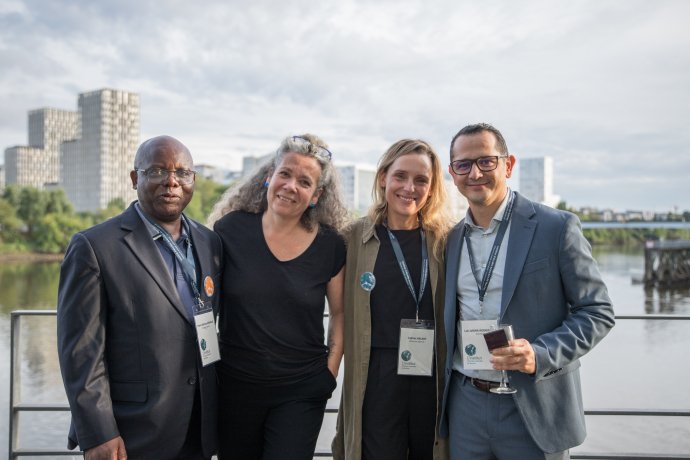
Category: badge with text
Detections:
[
  {"x1": 193, "y1": 300, "x2": 220, "y2": 367},
  {"x1": 397, "y1": 319, "x2": 435, "y2": 376},
  {"x1": 460, "y1": 320, "x2": 498, "y2": 370},
  {"x1": 360, "y1": 272, "x2": 376, "y2": 291}
]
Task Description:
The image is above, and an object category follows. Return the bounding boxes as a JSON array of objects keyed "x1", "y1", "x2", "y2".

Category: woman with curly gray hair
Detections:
[{"x1": 211, "y1": 134, "x2": 349, "y2": 460}]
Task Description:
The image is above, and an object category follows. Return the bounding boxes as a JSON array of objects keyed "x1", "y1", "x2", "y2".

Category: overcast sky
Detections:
[{"x1": 1, "y1": 0, "x2": 689, "y2": 212}]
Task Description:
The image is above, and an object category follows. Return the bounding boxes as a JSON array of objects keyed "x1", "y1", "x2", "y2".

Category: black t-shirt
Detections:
[
  {"x1": 214, "y1": 211, "x2": 346, "y2": 384},
  {"x1": 370, "y1": 225, "x2": 434, "y2": 349}
]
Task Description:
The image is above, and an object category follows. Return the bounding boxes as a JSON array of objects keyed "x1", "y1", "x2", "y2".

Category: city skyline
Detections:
[{"x1": 1, "y1": 0, "x2": 689, "y2": 213}]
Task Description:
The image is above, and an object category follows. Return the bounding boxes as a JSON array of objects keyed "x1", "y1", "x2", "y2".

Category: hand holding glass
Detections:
[{"x1": 483, "y1": 324, "x2": 517, "y2": 394}]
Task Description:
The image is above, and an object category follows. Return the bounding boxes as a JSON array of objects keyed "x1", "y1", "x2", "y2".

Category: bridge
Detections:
[{"x1": 581, "y1": 221, "x2": 690, "y2": 229}]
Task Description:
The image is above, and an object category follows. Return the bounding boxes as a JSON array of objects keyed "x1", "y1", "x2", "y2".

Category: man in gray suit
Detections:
[
  {"x1": 57, "y1": 136, "x2": 221, "y2": 459},
  {"x1": 439, "y1": 123, "x2": 615, "y2": 459}
]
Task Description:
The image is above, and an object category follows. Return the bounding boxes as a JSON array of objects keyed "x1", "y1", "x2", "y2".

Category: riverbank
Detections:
[{"x1": 0, "y1": 252, "x2": 63, "y2": 262}]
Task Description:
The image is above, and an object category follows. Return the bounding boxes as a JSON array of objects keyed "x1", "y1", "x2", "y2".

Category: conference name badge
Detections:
[
  {"x1": 397, "y1": 319, "x2": 435, "y2": 377},
  {"x1": 460, "y1": 319, "x2": 497, "y2": 370},
  {"x1": 193, "y1": 300, "x2": 220, "y2": 366}
]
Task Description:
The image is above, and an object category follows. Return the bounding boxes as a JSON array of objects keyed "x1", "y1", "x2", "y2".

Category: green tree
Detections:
[
  {"x1": 16, "y1": 187, "x2": 47, "y2": 237},
  {"x1": 185, "y1": 176, "x2": 228, "y2": 224},
  {"x1": 0, "y1": 198, "x2": 23, "y2": 246},
  {"x1": 2, "y1": 184, "x2": 22, "y2": 207},
  {"x1": 45, "y1": 189, "x2": 74, "y2": 214},
  {"x1": 33, "y1": 213, "x2": 90, "y2": 253},
  {"x1": 93, "y1": 197, "x2": 128, "y2": 222}
]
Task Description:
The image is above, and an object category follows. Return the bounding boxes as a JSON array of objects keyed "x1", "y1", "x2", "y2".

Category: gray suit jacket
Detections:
[
  {"x1": 57, "y1": 203, "x2": 221, "y2": 459},
  {"x1": 439, "y1": 192, "x2": 614, "y2": 453}
]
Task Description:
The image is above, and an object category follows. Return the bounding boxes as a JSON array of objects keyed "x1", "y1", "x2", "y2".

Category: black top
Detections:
[
  {"x1": 214, "y1": 211, "x2": 346, "y2": 384},
  {"x1": 370, "y1": 225, "x2": 434, "y2": 349}
]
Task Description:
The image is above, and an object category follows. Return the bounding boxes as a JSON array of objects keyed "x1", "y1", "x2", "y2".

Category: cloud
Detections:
[{"x1": 1, "y1": 0, "x2": 689, "y2": 211}]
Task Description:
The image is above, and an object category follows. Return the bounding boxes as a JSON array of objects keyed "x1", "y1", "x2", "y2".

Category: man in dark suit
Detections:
[
  {"x1": 439, "y1": 123, "x2": 615, "y2": 459},
  {"x1": 57, "y1": 135, "x2": 221, "y2": 459}
]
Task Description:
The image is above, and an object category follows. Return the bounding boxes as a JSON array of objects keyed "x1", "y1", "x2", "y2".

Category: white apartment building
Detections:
[
  {"x1": 3, "y1": 108, "x2": 77, "y2": 189},
  {"x1": 335, "y1": 164, "x2": 376, "y2": 216},
  {"x1": 241, "y1": 153, "x2": 273, "y2": 177},
  {"x1": 61, "y1": 89, "x2": 140, "y2": 211},
  {"x1": 519, "y1": 156, "x2": 560, "y2": 208}
]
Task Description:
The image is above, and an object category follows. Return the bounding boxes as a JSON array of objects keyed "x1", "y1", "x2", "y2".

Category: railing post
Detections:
[{"x1": 9, "y1": 312, "x2": 22, "y2": 460}]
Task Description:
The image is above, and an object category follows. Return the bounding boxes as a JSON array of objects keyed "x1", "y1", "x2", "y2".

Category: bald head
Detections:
[{"x1": 134, "y1": 135, "x2": 192, "y2": 170}]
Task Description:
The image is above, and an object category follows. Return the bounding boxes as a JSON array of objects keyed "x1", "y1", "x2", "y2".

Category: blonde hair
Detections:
[
  {"x1": 208, "y1": 134, "x2": 349, "y2": 232},
  {"x1": 369, "y1": 139, "x2": 452, "y2": 257}
]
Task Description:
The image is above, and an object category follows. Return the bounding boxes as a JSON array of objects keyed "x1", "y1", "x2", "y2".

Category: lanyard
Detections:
[
  {"x1": 386, "y1": 227, "x2": 429, "y2": 323},
  {"x1": 464, "y1": 191, "x2": 515, "y2": 311},
  {"x1": 143, "y1": 214, "x2": 201, "y2": 303}
]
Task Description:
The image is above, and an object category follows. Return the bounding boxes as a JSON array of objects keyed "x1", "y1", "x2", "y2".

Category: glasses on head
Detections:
[
  {"x1": 136, "y1": 168, "x2": 197, "y2": 185},
  {"x1": 450, "y1": 155, "x2": 507, "y2": 175},
  {"x1": 290, "y1": 136, "x2": 333, "y2": 161}
]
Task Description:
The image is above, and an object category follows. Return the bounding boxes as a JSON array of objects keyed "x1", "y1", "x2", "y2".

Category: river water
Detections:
[{"x1": 1, "y1": 246, "x2": 689, "y2": 458}]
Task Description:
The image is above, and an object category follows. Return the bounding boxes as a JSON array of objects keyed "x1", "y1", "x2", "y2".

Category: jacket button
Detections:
[{"x1": 187, "y1": 376, "x2": 197, "y2": 385}]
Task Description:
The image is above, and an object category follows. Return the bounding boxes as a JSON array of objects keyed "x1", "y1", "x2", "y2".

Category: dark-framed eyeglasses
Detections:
[
  {"x1": 450, "y1": 155, "x2": 507, "y2": 175},
  {"x1": 136, "y1": 168, "x2": 197, "y2": 185},
  {"x1": 290, "y1": 136, "x2": 333, "y2": 161}
]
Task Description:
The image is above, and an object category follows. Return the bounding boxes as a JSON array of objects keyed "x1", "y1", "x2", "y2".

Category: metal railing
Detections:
[
  {"x1": 9, "y1": 311, "x2": 690, "y2": 459},
  {"x1": 9, "y1": 310, "x2": 73, "y2": 458}
]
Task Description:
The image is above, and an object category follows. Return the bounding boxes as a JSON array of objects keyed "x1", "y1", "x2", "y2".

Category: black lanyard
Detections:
[
  {"x1": 143, "y1": 214, "x2": 201, "y2": 303},
  {"x1": 464, "y1": 192, "x2": 515, "y2": 309},
  {"x1": 386, "y1": 227, "x2": 428, "y2": 323}
]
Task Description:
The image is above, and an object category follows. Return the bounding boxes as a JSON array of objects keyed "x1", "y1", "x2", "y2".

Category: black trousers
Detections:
[
  {"x1": 362, "y1": 348, "x2": 437, "y2": 460},
  {"x1": 217, "y1": 365, "x2": 336, "y2": 460}
]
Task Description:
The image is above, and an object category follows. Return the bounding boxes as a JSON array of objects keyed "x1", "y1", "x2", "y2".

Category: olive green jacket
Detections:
[{"x1": 332, "y1": 217, "x2": 449, "y2": 460}]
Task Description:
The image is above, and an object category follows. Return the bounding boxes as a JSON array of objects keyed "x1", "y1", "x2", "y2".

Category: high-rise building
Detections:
[
  {"x1": 519, "y1": 156, "x2": 560, "y2": 208},
  {"x1": 0, "y1": 164, "x2": 5, "y2": 191},
  {"x1": 3, "y1": 108, "x2": 77, "y2": 189},
  {"x1": 241, "y1": 153, "x2": 273, "y2": 177},
  {"x1": 61, "y1": 89, "x2": 140, "y2": 211},
  {"x1": 444, "y1": 172, "x2": 468, "y2": 221},
  {"x1": 335, "y1": 164, "x2": 376, "y2": 216},
  {"x1": 3, "y1": 89, "x2": 140, "y2": 211}
]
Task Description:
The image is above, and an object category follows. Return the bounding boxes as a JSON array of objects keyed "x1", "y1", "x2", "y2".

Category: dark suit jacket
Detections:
[
  {"x1": 439, "y1": 192, "x2": 615, "y2": 453},
  {"x1": 57, "y1": 203, "x2": 221, "y2": 459}
]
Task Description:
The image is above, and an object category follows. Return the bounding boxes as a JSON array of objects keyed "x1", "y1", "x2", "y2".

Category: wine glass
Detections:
[{"x1": 488, "y1": 324, "x2": 517, "y2": 394}]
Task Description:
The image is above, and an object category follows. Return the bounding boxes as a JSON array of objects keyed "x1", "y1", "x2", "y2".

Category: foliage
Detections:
[
  {"x1": 0, "y1": 179, "x2": 230, "y2": 253},
  {"x1": 33, "y1": 213, "x2": 91, "y2": 253},
  {"x1": 185, "y1": 176, "x2": 229, "y2": 225},
  {"x1": 0, "y1": 198, "x2": 22, "y2": 244}
]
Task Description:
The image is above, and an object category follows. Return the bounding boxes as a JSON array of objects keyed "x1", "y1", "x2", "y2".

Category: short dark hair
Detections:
[{"x1": 449, "y1": 123, "x2": 509, "y2": 159}]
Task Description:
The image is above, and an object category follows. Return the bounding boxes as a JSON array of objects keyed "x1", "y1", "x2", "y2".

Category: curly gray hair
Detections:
[{"x1": 208, "y1": 133, "x2": 350, "y2": 232}]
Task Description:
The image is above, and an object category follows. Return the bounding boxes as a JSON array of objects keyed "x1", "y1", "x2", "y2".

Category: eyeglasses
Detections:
[
  {"x1": 290, "y1": 136, "x2": 333, "y2": 161},
  {"x1": 450, "y1": 155, "x2": 507, "y2": 175},
  {"x1": 136, "y1": 168, "x2": 197, "y2": 185}
]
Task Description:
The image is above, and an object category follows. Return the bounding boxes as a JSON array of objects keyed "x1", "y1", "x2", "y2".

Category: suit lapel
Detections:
[
  {"x1": 121, "y1": 205, "x2": 190, "y2": 322},
  {"x1": 444, "y1": 222, "x2": 465, "y2": 359},
  {"x1": 188, "y1": 219, "x2": 219, "y2": 309},
  {"x1": 501, "y1": 194, "x2": 537, "y2": 317}
]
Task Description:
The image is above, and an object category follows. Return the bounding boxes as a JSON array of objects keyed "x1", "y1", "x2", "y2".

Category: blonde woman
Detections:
[
  {"x1": 333, "y1": 139, "x2": 452, "y2": 460},
  {"x1": 210, "y1": 134, "x2": 349, "y2": 460}
]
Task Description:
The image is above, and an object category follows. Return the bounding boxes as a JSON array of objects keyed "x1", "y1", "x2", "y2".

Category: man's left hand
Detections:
[{"x1": 490, "y1": 339, "x2": 536, "y2": 374}]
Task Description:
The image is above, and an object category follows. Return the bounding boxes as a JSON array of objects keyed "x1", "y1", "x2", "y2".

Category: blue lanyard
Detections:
[
  {"x1": 464, "y1": 192, "x2": 515, "y2": 309},
  {"x1": 386, "y1": 227, "x2": 429, "y2": 323},
  {"x1": 143, "y1": 214, "x2": 201, "y2": 303}
]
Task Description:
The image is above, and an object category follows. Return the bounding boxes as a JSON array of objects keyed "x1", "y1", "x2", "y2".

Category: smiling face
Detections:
[
  {"x1": 449, "y1": 130, "x2": 515, "y2": 212},
  {"x1": 266, "y1": 152, "x2": 323, "y2": 221},
  {"x1": 380, "y1": 152, "x2": 433, "y2": 229},
  {"x1": 130, "y1": 137, "x2": 194, "y2": 225}
]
